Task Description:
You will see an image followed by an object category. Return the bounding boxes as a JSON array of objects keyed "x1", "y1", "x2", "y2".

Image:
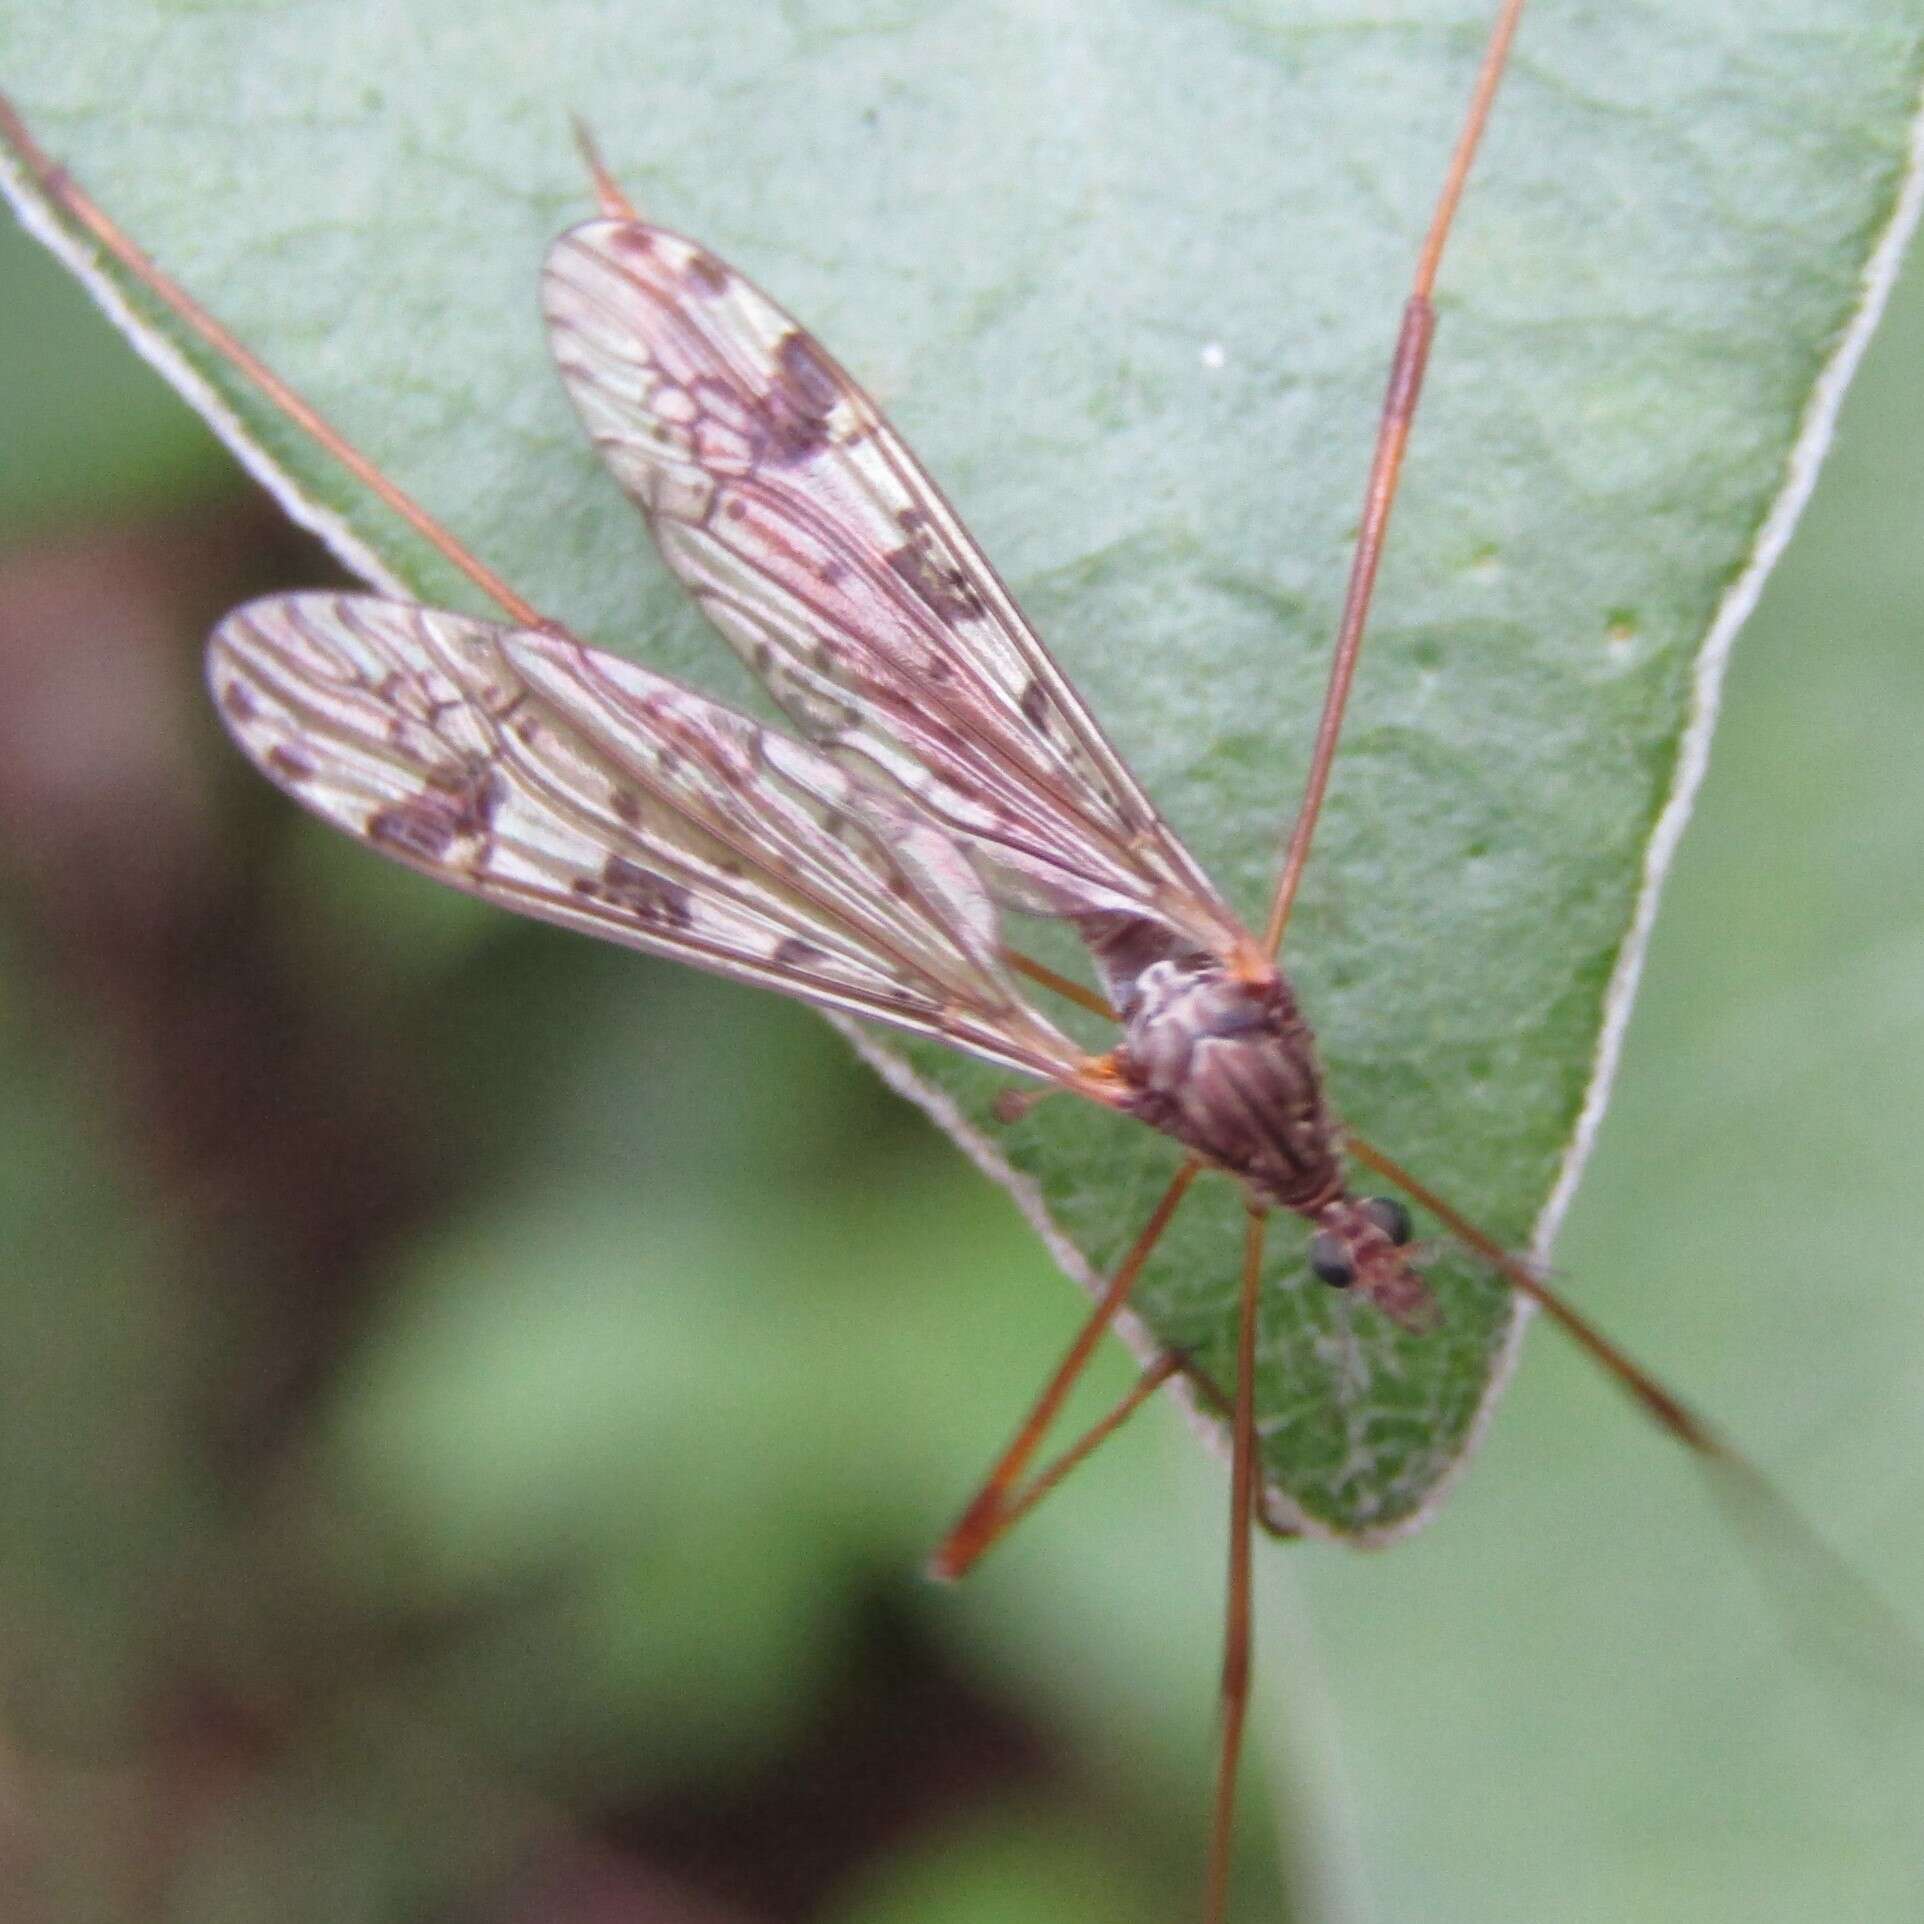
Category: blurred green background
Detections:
[{"x1": 3, "y1": 66, "x2": 1924, "y2": 1924}]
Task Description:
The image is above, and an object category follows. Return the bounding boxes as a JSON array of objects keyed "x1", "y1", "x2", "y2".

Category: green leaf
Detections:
[
  {"x1": 3, "y1": 4, "x2": 1918, "y2": 1537},
  {"x1": 825, "y1": 1805, "x2": 1163, "y2": 1924}
]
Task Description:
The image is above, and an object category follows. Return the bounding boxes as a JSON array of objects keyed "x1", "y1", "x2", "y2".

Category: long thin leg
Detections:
[
  {"x1": 989, "y1": 1294, "x2": 1305, "y2": 1551},
  {"x1": 1205, "y1": 1206, "x2": 1269, "y2": 1924},
  {"x1": 1344, "y1": 1132, "x2": 1721, "y2": 1451},
  {"x1": 0, "y1": 92, "x2": 545, "y2": 629},
  {"x1": 980, "y1": 1350, "x2": 1187, "y2": 1545},
  {"x1": 999, "y1": 949, "x2": 1316, "y2": 1546},
  {"x1": 1004, "y1": 947, "x2": 1115, "y2": 1022},
  {"x1": 1261, "y1": 0, "x2": 1530, "y2": 959},
  {"x1": 1348, "y1": 1130, "x2": 1924, "y2": 1691},
  {"x1": 929, "y1": 1159, "x2": 1201, "y2": 1581}
]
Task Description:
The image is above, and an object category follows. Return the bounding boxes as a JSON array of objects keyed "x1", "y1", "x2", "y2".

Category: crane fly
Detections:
[{"x1": 2, "y1": 0, "x2": 1887, "y2": 1913}]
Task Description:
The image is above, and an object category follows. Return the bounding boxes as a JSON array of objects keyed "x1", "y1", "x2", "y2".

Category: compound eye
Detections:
[
  {"x1": 1361, "y1": 1195, "x2": 1413, "y2": 1246},
  {"x1": 1308, "y1": 1231, "x2": 1355, "y2": 1288}
]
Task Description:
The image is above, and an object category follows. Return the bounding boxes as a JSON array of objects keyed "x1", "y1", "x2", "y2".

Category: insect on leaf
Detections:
[{"x1": 2, "y1": 5, "x2": 1918, "y2": 1539}]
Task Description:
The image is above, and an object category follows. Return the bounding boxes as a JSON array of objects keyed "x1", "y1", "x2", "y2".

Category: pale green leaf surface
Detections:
[{"x1": 4, "y1": 1, "x2": 1919, "y2": 1545}]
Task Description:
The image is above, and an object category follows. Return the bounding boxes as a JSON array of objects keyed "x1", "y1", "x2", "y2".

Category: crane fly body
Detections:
[{"x1": 203, "y1": 211, "x2": 1438, "y2": 1334}]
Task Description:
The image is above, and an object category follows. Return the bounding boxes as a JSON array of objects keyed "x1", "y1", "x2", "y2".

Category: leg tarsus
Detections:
[
  {"x1": 1205, "y1": 1206, "x2": 1269, "y2": 1924},
  {"x1": 985, "y1": 1350, "x2": 1186, "y2": 1546},
  {"x1": 570, "y1": 115, "x2": 643, "y2": 221}
]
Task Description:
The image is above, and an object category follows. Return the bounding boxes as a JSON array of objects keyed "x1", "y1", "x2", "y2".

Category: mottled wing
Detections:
[
  {"x1": 542, "y1": 218, "x2": 1248, "y2": 991},
  {"x1": 207, "y1": 592, "x2": 1087, "y2": 1082}
]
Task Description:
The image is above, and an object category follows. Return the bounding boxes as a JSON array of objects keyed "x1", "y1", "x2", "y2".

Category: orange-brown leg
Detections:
[
  {"x1": 1000, "y1": 1321, "x2": 1305, "y2": 1549},
  {"x1": 929, "y1": 1160, "x2": 1200, "y2": 1581},
  {"x1": 1344, "y1": 1131, "x2": 1723, "y2": 1453},
  {"x1": 1261, "y1": 0, "x2": 1531, "y2": 959},
  {"x1": 0, "y1": 94, "x2": 674, "y2": 634},
  {"x1": 570, "y1": 116, "x2": 643, "y2": 221},
  {"x1": 982, "y1": 1349, "x2": 1187, "y2": 1545},
  {"x1": 1347, "y1": 1129, "x2": 1924, "y2": 1692},
  {"x1": 1205, "y1": 1205, "x2": 1270, "y2": 1924},
  {"x1": 1003, "y1": 947, "x2": 1115, "y2": 1021},
  {"x1": 0, "y1": 93, "x2": 547, "y2": 631}
]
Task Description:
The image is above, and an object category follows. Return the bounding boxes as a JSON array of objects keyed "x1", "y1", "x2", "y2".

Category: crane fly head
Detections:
[{"x1": 1307, "y1": 1194, "x2": 1438, "y2": 1333}]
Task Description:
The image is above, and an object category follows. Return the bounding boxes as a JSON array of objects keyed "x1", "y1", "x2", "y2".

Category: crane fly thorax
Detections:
[
  {"x1": 1113, "y1": 958, "x2": 1344, "y2": 1213},
  {"x1": 1108, "y1": 958, "x2": 1438, "y2": 1331}
]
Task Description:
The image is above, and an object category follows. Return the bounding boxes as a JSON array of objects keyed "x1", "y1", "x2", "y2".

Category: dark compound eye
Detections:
[
  {"x1": 1308, "y1": 1231, "x2": 1354, "y2": 1288},
  {"x1": 1361, "y1": 1195, "x2": 1413, "y2": 1246}
]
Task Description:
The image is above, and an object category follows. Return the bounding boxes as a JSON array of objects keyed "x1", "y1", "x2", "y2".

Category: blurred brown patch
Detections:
[
  {"x1": 0, "y1": 496, "x2": 1090, "y2": 1924},
  {"x1": 0, "y1": 498, "x2": 440, "y2": 1454}
]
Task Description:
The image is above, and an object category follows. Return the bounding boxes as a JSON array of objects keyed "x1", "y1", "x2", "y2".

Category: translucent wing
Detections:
[
  {"x1": 541, "y1": 219, "x2": 1252, "y2": 1000},
  {"x1": 207, "y1": 592, "x2": 1089, "y2": 1082}
]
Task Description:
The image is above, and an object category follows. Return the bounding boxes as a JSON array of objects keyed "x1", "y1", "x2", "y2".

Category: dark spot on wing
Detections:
[
  {"x1": 888, "y1": 537, "x2": 985, "y2": 626},
  {"x1": 267, "y1": 743, "x2": 315, "y2": 785},
  {"x1": 685, "y1": 250, "x2": 730, "y2": 295},
  {"x1": 220, "y1": 679, "x2": 257, "y2": 723},
  {"x1": 367, "y1": 759, "x2": 504, "y2": 862},
  {"x1": 777, "y1": 330, "x2": 841, "y2": 415},
  {"x1": 445, "y1": 761, "x2": 505, "y2": 829},
  {"x1": 368, "y1": 800, "x2": 454, "y2": 862},
  {"x1": 610, "y1": 787, "x2": 642, "y2": 826},
  {"x1": 1019, "y1": 679, "x2": 1051, "y2": 726},
  {"x1": 772, "y1": 937, "x2": 824, "y2": 969},
  {"x1": 610, "y1": 227, "x2": 654, "y2": 260},
  {"x1": 576, "y1": 855, "x2": 693, "y2": 930},
  {"x1": 747, "y1": 329, "x2": 843, "y2": 466}
]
